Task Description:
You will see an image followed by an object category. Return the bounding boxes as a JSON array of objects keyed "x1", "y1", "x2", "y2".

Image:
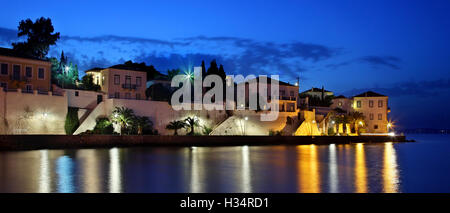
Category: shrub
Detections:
[
  {"x1": 64, "y1": 107, "x2": 79, "y2": 135},
  {"x1": 92, "y1": 117, "x2": 114, "y2": 134}
]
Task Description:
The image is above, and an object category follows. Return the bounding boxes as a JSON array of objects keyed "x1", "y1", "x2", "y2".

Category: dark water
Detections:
[{"x1": 0, "y1": 134, "x2": 449, "y2": 193}]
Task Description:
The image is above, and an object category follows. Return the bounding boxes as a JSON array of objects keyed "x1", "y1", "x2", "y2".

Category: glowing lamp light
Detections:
[
  {"x1": 43, "y1": 112, "x2": 48, "y2": 118},
  {"x1": 331, "y1": 121, "x2": 335, "y2": 124},
  {"x1": 114, "y1": 113, "x2": 118, "y2": 118},
  {"x1": 388, "y1": 132, "x2": 395, "y2": 136},
  {"x1": 244, "y1": 116, "x2": 248, "y2": 121},
  {"x1": 387, "y1": 123, "x2": 392, "y2": 128},
  {"x1": 359, "y1": 121, "x2": 363, "y2": 126},
  {"x1": 312, "y1": 120, "x2": 316, "y2": 123}
]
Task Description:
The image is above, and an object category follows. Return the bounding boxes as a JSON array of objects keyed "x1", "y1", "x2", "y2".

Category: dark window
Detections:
[
  {"x1": 0, "y1": 82, "x2": 7, "y2": 90},
  {"x1": 114, "y1": 75, "x2": 120, "y2": 85},
  {"x1": 378, "y1": 100, "x2": 383, "y2": 107},
  {"x1": 13, "y1": 65, "x2": 20, "y2": 80},
  {"x1": 75, "y1": 91, "x2": 79, "y2": 96},
  {"x1": 369, "y1": 113, "x2": 374, "y2": 120},
  {"x1": 280, "y1": 90, "x2": 285, "y2": 96},
  {"x1": 290, "y1": 91, "x2": 294, "y2": 97},
  {"x1": 1, "y1": 63, "x2": 8, "y2": 75},
  {"x1": 136, "y1": 77, "x2": 142, "y2": 87},
  {"x1": 26, "y1": 85, "x2": 32, "y2": 92},
  {"x1": 369, "y1": 100, "x2": 373, "y2": 108},
  {"x1": 25, "y1": 67, "x2": 32, "y2": 78},
  {"x1": 115, "y1": 92, "x2": 120, "y2": 98},
  {"x1": 357, "y1": 101, "x2": 361, "y2": 108},
  {"x1": 38, "y1": 68, "x2": 45, "y2": 79},
  {"x1": 125, "y1": 76, "x2": 131, "y2": 85},
  {"x1": 374, "y1": 125, "x2": 379, "y2": 129},
  {"x1": 96, "y1": 76, "x2": 99, "y2": 85},
  {"x1": 136, "y1": 93, "x2": 141, "y2": 100},
  {"x1": 378, "y1": 113, "x2": 382, "y2": 120}
]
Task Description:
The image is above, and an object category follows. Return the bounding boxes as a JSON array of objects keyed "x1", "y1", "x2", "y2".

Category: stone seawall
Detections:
[{"x1": 0, "y1": 135, "x2": 409, "y2": 151}]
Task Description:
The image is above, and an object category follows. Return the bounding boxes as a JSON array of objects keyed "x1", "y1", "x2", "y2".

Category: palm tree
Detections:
[
  {"x1": 110, "y1": 107, "x2": 135, "y2": 135},
  {"x1": 184, "y1": 116, "x2": 199, "y2": 135},
  {"x1": 134, "y1": 116, "x2": 152, "y2": 135},
  {"x1": 166, "y1": 120, "x2": 186, "y2": 135},
  {"x1": 349, "y1": 111, "x2": 365, "y2": 134}
]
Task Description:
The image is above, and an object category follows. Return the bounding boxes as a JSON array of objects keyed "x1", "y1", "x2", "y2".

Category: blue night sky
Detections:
[{"x1": 0, "y1": 0, "x2": 449, "y2": 129}]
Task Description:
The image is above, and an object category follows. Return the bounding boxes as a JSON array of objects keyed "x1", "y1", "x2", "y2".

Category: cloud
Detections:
[
  {"x1": 326, "y1": 55, "x2": 401, "y2": 70},
  {"x1": 359, "y1": 56, "x2": 401, "y2": 70},
  {"x1": 0, "y1": 27, "x2": 336, "y2": 82},
  {"x1": 342, "y1": 77, "x2": 450, "y2": 97}
]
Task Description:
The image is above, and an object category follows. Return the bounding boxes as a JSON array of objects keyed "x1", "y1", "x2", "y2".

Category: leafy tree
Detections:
[
  {"x1": 166, "y1": 120, "x2": 186, "y2": 135},
  {"x1": 146, "y1": 83, "x2": 170, "y2": 101},
  {"x1": 64, "y1": 107, "x2": 79, "y2": 135},
  {"x1": 206, "y1": 59, "x2": 219, "y2": 76},
  {"x1": 12, "y1": 17, "x2": 60, "y2": 59},
  {"x1": 201, "y1": 60, "x2": 206, "y2": 78},
  {"x1": 167, "y1": 69, "x2": 180, "y2": 80},
  {"x1": 349, "y1": 111, "x2": 365, "y2": 134},
  {"x1": 110, "y1": 60, "x2": 163, "y2": 80},
  {"x1": 184, "y1": 117, "x2": 200, "y2": 135},
  {"x1": 51, "y1": 51, "x2": 79, "y2": 88},
  {"x1": 110, "y1": 107, "x2": 135, "y2": 135},
  {"x1": 80, "y1": 74, "x2": 101, "y2": 91}
]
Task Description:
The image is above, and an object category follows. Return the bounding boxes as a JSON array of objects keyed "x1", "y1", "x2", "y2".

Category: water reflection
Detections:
[
  {"x1": 39, "y1": 150, "x2": 51, "y2": 193},
  {"x1": 109, "y1": 148, "x2": 122, "y2": 193},
  {"x1": 383, "y1": 143, "x2": 400, "y2": 193},
  {"x1": 56, "y1": 155, "x2": 74, "y2": 193},
  {"x1": 297, "y1": 145, "x2": 320, "y2": 193},
  {"x1": 0, "y1": 142, "x2": 408, "y2": 193},
  {"x1": 355, "y1": 143, "x2": 368, "y2": 193},
  {"x1": 189, "y1": 147, "x2": 204, "y2": 193},
  {"x1": 328, "y1": 144, "x2": 338, "y2": 193},
  {"x1": 241, "y1": 146, "x2": 252, "y2": 193}
]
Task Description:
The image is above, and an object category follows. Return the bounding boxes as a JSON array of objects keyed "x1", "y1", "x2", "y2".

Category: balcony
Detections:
[
  {"x1": 122, "y1": 84, "x2": 138, "y2": 90},
  {"x1": 10, "y1": 75, "x2": 32, "y2": 82}
]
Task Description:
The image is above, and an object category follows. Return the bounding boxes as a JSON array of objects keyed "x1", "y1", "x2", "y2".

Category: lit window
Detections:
[
  {"x1": 357, "y1": 101, "x2": 361, "y2": 108},
  {"x1": 338, "y1": 102, "x2": 342, "y2": 106}
]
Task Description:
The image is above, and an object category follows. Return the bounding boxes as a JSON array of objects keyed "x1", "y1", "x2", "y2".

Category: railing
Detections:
[
  {"x1": 122, "y1": 84, "x2": 138, "y2": 90},
  {"x1": 10, "y1": 75, "x2": 32, "y2": 82}
]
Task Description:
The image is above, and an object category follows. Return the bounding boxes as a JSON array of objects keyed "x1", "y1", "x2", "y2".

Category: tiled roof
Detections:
[
  {"x1": 301, "y1": 87, "x2": 332, "y2": 93},
  {"x1": 353, "y1": 91, "x2": 387, "y2": 97},
  {"x1": 0, "y1": 47, "x2": 49, "y2": 61}
]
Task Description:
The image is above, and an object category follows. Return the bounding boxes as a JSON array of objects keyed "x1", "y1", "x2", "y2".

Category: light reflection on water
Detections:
[{"x1": 3, "y1": 138, "x2": 444, "y2": 193}]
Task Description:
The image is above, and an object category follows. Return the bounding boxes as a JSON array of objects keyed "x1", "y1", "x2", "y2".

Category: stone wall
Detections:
[{"x1": 0, "y1": 89, "x2": 67, "y2": 134}]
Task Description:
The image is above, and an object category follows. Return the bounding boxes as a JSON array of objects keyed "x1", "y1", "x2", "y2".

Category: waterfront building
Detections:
[
  {"x1": 0, "y1": 47, "x2": 52, "y2": 92},
  {"x1": 300, "y1": 87, "x2": 333, "y2": 100},
  {"x1": 242, "y1": 77, "x2": 299, "y2": 112},
  {"x1": 352, "y1": 91, "x2": 389, "y2": 133},
  {"x1": 85, "y1": 67, "x2": 147, "y2": 100}
]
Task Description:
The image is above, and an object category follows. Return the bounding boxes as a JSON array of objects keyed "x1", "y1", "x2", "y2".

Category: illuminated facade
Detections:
[
  {"x1": 0, "y1": 47, "x2": 52, "y2": 92},
  {"x1": 85, "y1": 67, "x2": 146, "y2": 100}
]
